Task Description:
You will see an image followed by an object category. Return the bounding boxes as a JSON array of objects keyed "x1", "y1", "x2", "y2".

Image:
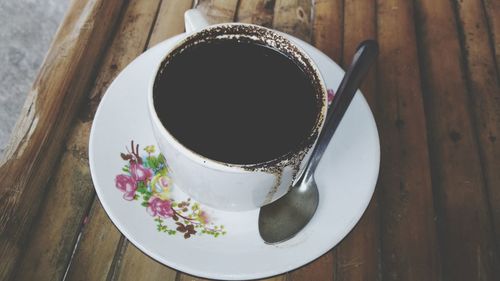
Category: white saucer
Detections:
[{"x1": 89, "y1": 33, "x2": 380, "y2": 280}]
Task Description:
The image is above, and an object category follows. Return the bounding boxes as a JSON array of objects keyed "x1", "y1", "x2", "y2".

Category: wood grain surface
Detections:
[
  {"x1": 312, "y1": 0, "x2": 343, "y2": 63},
  {"x1": 454, "y1": 0, "x2": 500, "y2": 250},
  {"x1": 112, "y1": 242, "x2": 177, "y2": 281},
  {"x1": 0, "y1": 0, "x2": 126, "y2": 280},
  {"x1": 1, "y1": 0, "x2": 500, "y2": 280},
  {"x1": 414, "y1": 0, "x2": 500, "y2": 279},
  {"x1": 10, "y1": 2, "x2": 164, "y2": 281},
  {"x1": 235, "y1": 0, "x2": 275, "y2": 27},
  {"x1": 149, "y1": 0, "x2": 194, "y2": 46},
  {"x1": 197, "y1": 0, "x2": 240, "y2": 23},
  {"x1": 483, "y1": 0, "x2": 500, "y2": 80},
  {"x1": 273, "y1": 0, "x2": 312, "y2": 42},
  {"x1": 65, "y1": 200, "x2": 124, "y2": 281},
  {"x1": 376, "y1": 0, "x2": 440, "y2": 280}
]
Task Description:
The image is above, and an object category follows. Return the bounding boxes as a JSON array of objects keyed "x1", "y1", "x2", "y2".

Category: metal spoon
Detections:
[{"x1": 258, "y1": 40, "x2": 379, "y2": 244}]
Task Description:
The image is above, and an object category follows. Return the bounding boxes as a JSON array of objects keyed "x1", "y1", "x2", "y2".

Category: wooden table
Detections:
[{"x1": 1, "y1": 0, "x2": 499, "y2": 280}]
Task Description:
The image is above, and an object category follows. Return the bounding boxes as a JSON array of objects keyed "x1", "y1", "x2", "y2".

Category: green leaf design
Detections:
[
  {"x1": 146, "y1": 156, "x2": 158, "y2": 170},
  {"x1": 158, "y1": 153, "x2": 166, "y2": 164}
]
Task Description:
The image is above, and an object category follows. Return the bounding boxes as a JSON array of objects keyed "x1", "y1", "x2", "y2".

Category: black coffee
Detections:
[{"x1": 154, "y1": 40, "x2": 319, "y2": 165}]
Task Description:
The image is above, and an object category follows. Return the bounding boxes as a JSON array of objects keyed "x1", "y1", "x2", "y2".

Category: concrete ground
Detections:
[{"x1": 0, "y1": 0, "x2": 70, "y2": 158}]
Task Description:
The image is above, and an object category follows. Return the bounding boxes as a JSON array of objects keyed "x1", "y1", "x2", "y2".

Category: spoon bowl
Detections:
[{"x1": 258, "y1": 175, "x2": 319, "y2": 243}]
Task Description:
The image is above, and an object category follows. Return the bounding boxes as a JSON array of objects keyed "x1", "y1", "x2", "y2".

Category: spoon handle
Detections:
[{"x1": 302, "y1": 40, "x2": 379, "y2": 183}]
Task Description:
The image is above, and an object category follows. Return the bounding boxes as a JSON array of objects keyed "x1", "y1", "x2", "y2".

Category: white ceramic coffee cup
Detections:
[{"x1": 147, "y1": 10, "x2": 328, "y2": 211}]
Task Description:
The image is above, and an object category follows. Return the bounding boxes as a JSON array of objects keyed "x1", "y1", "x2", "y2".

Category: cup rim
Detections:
[{"x1": 147, "y1": 22, "x2": 328, "y2": 172}]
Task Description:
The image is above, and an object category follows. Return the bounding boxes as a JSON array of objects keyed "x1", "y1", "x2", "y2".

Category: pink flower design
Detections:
[
  {"x1": 198, "y1": 210, "x2": 210, "y2": 224},
  {"x1": 115, "y1": 174, "x2": 137, "y2": 201},
  {"x1": 160, "y1": 177, "x2": 169, "y2": 187},
  {"x1": 147, "y1": 197, "x2": 174, "y2": 218},
  {"x1": 130, "y1": 162, "x2": 153, "y2": 181},
  {"x1": 327, "y1": 89, "x2": 335, "y2": 105}
]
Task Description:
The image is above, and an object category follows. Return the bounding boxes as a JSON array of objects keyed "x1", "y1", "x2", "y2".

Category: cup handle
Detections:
[{"x1": 184, "y1": 9, "x2": 210, "y2": 33}]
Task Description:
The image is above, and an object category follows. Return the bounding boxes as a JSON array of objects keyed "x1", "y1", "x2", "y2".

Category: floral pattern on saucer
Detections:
[
  {"x1": 327, "y1": 89, "x2": 335, "y2": 104},
  {"x1": 115, "y1": 141, "x2": 226, "y2": 239}
]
